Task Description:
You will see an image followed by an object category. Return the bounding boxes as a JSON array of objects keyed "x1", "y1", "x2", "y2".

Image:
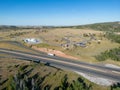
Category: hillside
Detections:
[
  {"x1": 0, "y1": 24, "x2": 120, "y2": 64},
  {"x1": 73, "y1": 22, "x2": 120, "y2": 32},
  {"x1": 0, "y1": 56, "x2": 113, "y2": 90},
  {"x1": 1, "y1": 22, "x2": 120, "y2": 32}
]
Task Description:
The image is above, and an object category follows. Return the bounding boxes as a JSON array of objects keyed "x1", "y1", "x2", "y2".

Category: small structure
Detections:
[
  {"x1": 75, "y1": 42, "x2": 86, "y2": 47},
  {"x1": 24, "y1": 38, "x2": 41, "y2": 44}
]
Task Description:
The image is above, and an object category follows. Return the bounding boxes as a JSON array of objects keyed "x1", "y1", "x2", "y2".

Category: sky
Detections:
[{"x1": 0, "y1": 0, "x2": 120, "y2": 26}]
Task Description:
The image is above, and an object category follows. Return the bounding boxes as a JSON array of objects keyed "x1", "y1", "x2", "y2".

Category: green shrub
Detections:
[{"x1": 95, "y1": 47, "x2": 120, "y2": 61}]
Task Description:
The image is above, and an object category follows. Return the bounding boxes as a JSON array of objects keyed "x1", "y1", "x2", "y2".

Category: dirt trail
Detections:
[{"x1": 32, "y1": 46, "x2": 78, "y2": 60}]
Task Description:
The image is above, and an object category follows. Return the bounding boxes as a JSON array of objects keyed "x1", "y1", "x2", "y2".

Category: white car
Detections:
[{"x1": 48, "y1": 53, "x2": 55, "y2": 56}]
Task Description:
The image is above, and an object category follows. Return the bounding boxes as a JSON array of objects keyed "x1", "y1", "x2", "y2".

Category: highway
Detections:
[{"x1": 0, "y1": 48, "x2": 120, "y2": 82}]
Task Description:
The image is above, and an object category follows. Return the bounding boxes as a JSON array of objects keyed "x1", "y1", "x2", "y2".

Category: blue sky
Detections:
[{"x1": 0, "y1": 0, "x2": 120, "y2": 26}]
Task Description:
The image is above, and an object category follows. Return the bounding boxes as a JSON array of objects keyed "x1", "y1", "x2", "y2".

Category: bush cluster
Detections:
[{"x1": 95, "y1": 47, "x2": 120, "y2": 61}]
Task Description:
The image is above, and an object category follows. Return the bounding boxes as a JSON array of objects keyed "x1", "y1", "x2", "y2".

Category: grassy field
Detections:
[
  {"x1": 33, "y1": 28, "x2": 103, "y2": 45},
  {"x1": 0, "y1": 41, "x2": 40, "y2": 54},
  {"x1": 29, "y1": 28, "x2": 120, "y2": 63},
  {"x1": 0, "y1": 28, "x2": 119, "y2": 64},
  {"x1": 64, "y1": 38, "x2": 120, "y2": 62}
]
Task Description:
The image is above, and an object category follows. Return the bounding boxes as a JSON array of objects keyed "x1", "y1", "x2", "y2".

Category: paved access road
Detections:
[{"x1": 0, "y1": 48, "x2": 120, "y2": 82}]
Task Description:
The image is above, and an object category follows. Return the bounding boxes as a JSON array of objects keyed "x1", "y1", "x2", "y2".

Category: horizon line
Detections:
[{"x1": 0, "y1": 21, "x2": 120, "y2": 27}]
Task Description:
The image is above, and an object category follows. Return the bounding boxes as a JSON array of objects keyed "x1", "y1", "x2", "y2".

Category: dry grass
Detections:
[
  {"x1": 26, "y1": 28, "x2": 119, "y2": 63},
  {"x1": 5, "y1": 28, "x2": 102, "y2": 45},
  {"x1": 0, "y1": 41, "x2": 40, "y2": 54},
  {"x1": 64, "y1": 38, "x2": 120, "y2": 62},
  {"x1": 0, "y1": 28, "x2": 119, "y2": 63},
  {"x1": 34, "y1": 28, "x2": 103, "y2": 45}
]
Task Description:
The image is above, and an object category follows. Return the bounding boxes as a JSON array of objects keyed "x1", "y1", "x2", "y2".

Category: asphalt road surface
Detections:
[{"x1": 0, "y1": 48, "x2": 120, "y2": 82}]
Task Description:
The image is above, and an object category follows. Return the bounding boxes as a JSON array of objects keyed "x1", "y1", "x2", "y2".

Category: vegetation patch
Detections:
[
  {"x1": 74, "y1": 22, "x2": 120, "y2": 32},
  {"x1": 95, "y1": 47, "x2": 120, "y2": 61},
  {"x1": 105, "y1": 32, "x2": 120, "y2": 43}
]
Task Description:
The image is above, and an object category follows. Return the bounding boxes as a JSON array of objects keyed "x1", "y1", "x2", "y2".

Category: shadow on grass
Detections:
[{"x1": 111, "y1": 83, "x2": 120, "y2": 90}]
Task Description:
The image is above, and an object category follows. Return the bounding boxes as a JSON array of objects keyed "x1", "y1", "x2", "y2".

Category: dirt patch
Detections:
[
  {"x1": 116, "y1": 32, "x2": 120, "y2": 35},
  {"x1": 32, "y1": 46, "x2": 78, "y2": 60}
]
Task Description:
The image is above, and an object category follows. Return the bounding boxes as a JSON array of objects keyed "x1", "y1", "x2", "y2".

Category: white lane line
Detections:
[
  {"x1": 112, "y1": 71, "x2": 120, "y2": 75},
  {"x1": 0, "y1": 49, "x2": 113, "y2": 73}
]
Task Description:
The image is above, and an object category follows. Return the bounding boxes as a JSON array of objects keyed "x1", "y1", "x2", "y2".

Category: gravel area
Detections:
[
  {"x1": 105, "y1": 64, "x2": 120, "y2": 69},
  {"x1": 75, "y1": 71, "x2": 117, "y2": 86}
]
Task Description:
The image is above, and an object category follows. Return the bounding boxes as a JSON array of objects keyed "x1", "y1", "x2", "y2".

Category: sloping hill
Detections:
[
  {"x1": 74, "y1": 22, "x2": 120, "y2": 32},
  {"x1": 0, "y1": 57, "x2": 110, "y2": 90}
]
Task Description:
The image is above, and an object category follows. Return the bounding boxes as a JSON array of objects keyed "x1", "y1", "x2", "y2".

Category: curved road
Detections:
[{"x1": 0, "y1": 48, "x2": 120, "y2": 82}]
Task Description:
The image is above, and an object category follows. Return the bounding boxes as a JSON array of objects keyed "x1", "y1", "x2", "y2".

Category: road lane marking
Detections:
[
  {"x1": 0, "y1": 49, "x2": 119, "y2": 75},
  {"x1": 112, "y1": 71, "x2": 120, "y2": 75}
]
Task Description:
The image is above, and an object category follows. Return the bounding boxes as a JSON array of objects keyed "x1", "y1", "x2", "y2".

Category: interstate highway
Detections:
[{"x1": 0, "y1": 48, "x2": 120, "y2": 82}]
